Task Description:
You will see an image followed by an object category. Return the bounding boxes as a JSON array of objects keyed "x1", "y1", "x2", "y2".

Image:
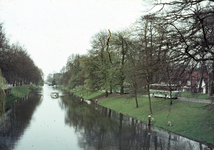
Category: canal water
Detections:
[{"x1": 0, "y1": 85, "x2": 213, "y2": 150}]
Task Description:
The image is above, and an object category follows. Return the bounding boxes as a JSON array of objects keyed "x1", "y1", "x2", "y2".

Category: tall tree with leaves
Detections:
[
  {"x1": 110, "y1": 30, "x2": 132, "y2": 95},
  {"x1": 66, "y1": 54, "x2": 84, "y2": 89},
  {"x1": 0, "y1": 69, "x2": 6, "y2": 124},
  {"x1": 85, "y1": 30, "x2": 112, "y2": 97}
]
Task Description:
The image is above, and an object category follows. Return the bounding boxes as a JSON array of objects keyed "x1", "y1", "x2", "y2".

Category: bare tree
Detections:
[
  {"x1": 155, "y1": 0, "x2": 214, "y2": 96},
  {"x1": 135, "y1": 14, "x2": 168, "y2": 114},
  {"x1": 125, "y1": 38, "x2": 146, "y2": 108}
]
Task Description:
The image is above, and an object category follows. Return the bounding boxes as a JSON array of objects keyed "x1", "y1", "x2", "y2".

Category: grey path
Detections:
[
  {"x1": 141, "y1": 94, "x2": 214, "y2": 104},
  {"x1": 177, "y1": 97, "x2": 214, "y2": 104}
]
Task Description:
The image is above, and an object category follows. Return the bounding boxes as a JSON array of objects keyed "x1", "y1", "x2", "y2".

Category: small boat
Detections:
[
  {"x1": 50, "y1": 91, "x2": 59, "y2": 98},
  {"x1": 84, "y1": 99, "x2": 91, "y2": 105}
]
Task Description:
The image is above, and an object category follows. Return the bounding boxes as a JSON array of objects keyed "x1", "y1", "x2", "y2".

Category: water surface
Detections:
[{"x1": 0, "y1": 85, "x2": 213, "y2": 150}]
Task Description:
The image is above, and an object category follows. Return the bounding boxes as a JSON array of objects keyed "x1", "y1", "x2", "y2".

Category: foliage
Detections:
[
  {"x1": 66, "y1": 54, "x2": 84, "y2": 89},
  {"x1": 0, "y1": 23, "x2": 44, "y2": 86},
  {"x1": 85, "y1": 30, "x2": 112, "y2": 96},
  {"x1": 54, "y1": 0, "x2": 214, "y2": 115},
  {"x1": 71, "y1": 88, "x2": 105, "y2": 100},
  {"x1": 0, "y1": 69, "x2": 6, "y2": 124},
  {"x1": 109, "y1": 30, "x2": 132, "y2": 94},
  {"x1": 57, "y1": 85, "x2": 105, "y2": 100},
  {"x1": 52, "y1": 79, "x2": 56, "y2": 85}
]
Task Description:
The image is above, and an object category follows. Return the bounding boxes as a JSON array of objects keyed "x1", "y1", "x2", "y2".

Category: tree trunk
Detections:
[
  {"x1": 105, "y1": 90, "x2": 108, "y2": 97},
  {"x1": 109, "y1": 81, "x2": 112, "y2": 94},
  {"x1": 135, "y1": 89, "x2": 138, "y2": 108},
  {"x1": 191, "y1": 76, "x2": 193, "y2": 93},
  {"x1": 147, "y1": 84, "x2": 152, "y2": 114},
  {"x1": 208, "y1": 62, "x2": 214, "y2": 97},
  {"x1": 13, "y1": 79, "x2": 15, "y2": 87},
  {"x1": 198, "y1": 63, "x2": 204, "y2": 93},
  {"x1": 167, "y1": 66, "x2": 173, "y2": 105},
  {"x1": 134, "y1": 82, "x2": 138, "y2": 108},
  {"x1": 170, "y1": 90, "x2": 172, "y2": 105},
  {"x1": 120, "y1": 83, "x2": 124, "y2": 95},
  {"x1": 198, "y1": 78, "x2": 203, "y2": 93}
]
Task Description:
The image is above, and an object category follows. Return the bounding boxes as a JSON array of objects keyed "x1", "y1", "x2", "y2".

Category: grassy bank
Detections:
[
  {"x1": 6, "y1": 84, "x2": 39, "y2": 107},
  {"x1": 98, "y1": 96, "x2": 214, "y2": 145},
  {"x1": 56, "y1": 85, "x2": 214, "y2": 144},
  {"x1": 57, "y1": 85, "x2": 106, "y2": 100}
]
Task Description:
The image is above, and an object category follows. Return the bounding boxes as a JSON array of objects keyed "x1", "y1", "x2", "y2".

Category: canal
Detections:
[{"x1": 0, "y1": 85, "x2": 213, "y2": 150}]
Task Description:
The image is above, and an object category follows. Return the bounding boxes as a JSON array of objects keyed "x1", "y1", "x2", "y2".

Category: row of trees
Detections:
[
  {"x1": 0, "y1": 22, "x2": 44, "y2": 122},
  {"x1": 55, "y1": 0, "x2": 214, "y2": 114},
  {"x1": 0, "y1": 23, "x2": 44, "y2": 86}
]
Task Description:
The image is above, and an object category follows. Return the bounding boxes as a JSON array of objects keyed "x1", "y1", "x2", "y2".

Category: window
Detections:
[{"x1": 187, "y1": 81, "x2": 191, "y2": 85}]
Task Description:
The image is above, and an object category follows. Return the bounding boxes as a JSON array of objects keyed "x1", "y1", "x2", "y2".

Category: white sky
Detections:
[{"x1": 0, "y1": 0, "x2": 152, "y2": 79}]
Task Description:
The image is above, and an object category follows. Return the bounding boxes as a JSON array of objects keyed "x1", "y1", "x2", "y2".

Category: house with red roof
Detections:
[
  {"x1": 160, "y1": 71, "x2": 209, "y2": 94},
  {"x1": 180, "y1": 72, "x2": 208, "y2": 93}
]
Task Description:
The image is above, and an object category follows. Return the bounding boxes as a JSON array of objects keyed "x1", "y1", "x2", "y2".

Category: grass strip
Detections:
[
  {"x1": 72, "y1": 89, "x2": 105, "y2": 100},
  {"x1": 98, "y1": 96, "x2": 214, "y2": 145},
  {"x1": 5, "y1": 85, "x2": 38, "y2": 107},
  {"x1": 57, "y1": 85, "x2": 106, "y2": 100},
  {"x1": 181, "y1": 92, "x2": 213, "y2": 100}
]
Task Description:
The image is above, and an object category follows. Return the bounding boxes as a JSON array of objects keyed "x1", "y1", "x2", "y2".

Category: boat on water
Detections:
[
  {"x1": 84, "y1": 99, "x2": 91, "y2": 105},
  {"x1": 50, "y1": 91, "x2": 59, "y2": 98}
]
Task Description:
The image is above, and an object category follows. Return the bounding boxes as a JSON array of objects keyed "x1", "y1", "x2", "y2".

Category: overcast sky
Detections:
[{"x1": 0, "y1": 0, "x2": 153, "y2": 79}]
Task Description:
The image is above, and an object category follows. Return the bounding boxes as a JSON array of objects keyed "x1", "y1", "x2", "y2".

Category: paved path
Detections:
[
  {"x1": 98, "y1": 92, "x2": 214, "y2": 104},
  {"x1": 142, "y1": 94, "x2": 214, "y2": 104},
  {"x1": 177, "y1": 97, "x2": 214, "y2": 104}
]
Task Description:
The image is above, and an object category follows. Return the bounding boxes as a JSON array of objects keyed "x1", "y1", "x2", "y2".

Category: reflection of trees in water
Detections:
[
  {"x1": 62, "y1": 95, "x2": 214, "y2": 150},
  {"x1": 0, "y1": 92, "x2": 42, "y2": 150}
]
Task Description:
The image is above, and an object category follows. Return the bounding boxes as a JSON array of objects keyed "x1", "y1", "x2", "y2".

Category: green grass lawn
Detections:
[
  {"x1": 181, "y1": 92, "x2": 213, "y2": 100},
  {"x1": 57, "y1": 85, "x2": 106, "y2": 100},
  {"x1": 98, "y1": 96, "x2": 214, "y2": 145},
  {"x1": 70, "y1": 88, "x2": 106, "y2": 100},
  {"x1": 6, "y1": 85, "x2": 38, "y2": 107},
  {"x1": 57, "y1": 85, "x2": 70, "y2": 92},
  {"x1": 11, "y1": 85, "x2": 31, "y2": 97},
  {"x1": 6, "y1": 94, "x2": 20, "y2": 107}
]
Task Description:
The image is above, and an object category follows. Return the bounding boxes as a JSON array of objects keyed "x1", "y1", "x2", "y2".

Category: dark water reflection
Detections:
[
  {"x1": 61, "y1": 95, "x2": 214, "y2": 150},
  {"x1": 0, "y1": 85, "x2": 213, "y2": 150},
  {"x1": 0, "y1": 92, "x2": 42, "y2": 150}
]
